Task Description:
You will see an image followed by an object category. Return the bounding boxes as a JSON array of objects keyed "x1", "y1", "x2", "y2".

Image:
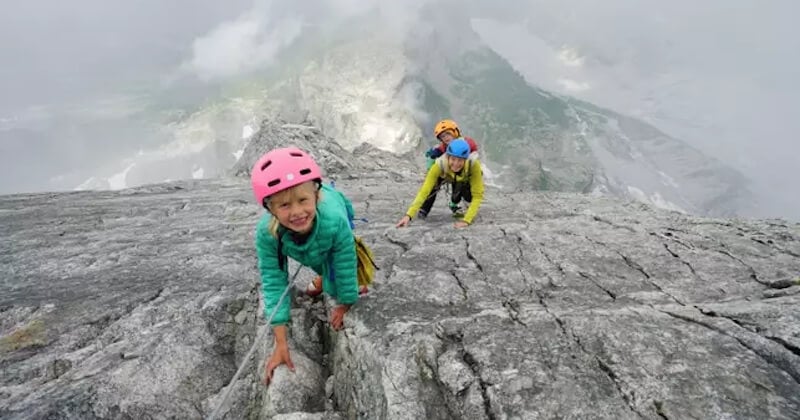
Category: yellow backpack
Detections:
[{"x1": 354, "y1": 236, "x2": 379, "y2": 287}]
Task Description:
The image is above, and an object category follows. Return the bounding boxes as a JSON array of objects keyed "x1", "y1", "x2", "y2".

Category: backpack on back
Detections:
[
  {"x1": 437, "y1": 153, "x2": 479, "y2": 180},
  {"x1": 354, "y1": 236, "x2": 378, "y2": 287}
]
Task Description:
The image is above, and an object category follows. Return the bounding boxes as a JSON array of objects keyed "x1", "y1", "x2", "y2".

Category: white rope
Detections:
[{"x1": 207, "y1": 264, "x2": 303, "y2": 420}]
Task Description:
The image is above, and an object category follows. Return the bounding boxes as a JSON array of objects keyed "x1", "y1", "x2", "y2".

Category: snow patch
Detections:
[
  {"x1": 108, "y1": 163, "x2": 136, "y2": 190},
  {"x1": 232, "y1": 148, "x2": 245, "y2": 161},
  {"x1": 242, "y1": 124, "x2": 254, "y2": 139},
  {"x1": 480, "y1": 162, "x2": 504, "y2": 189},
  {"x1": 75, "y1": 177, "x2": 106, "y2": 191}
]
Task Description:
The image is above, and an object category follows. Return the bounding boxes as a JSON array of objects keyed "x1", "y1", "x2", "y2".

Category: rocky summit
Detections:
[{"x1": 1, "y1": 122, "x2": 799, "y2": 419}]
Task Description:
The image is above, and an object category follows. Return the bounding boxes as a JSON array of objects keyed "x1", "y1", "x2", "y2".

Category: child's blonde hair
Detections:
[{"x1": 265, "y1": 181, "x2": 322, "y2": 237}]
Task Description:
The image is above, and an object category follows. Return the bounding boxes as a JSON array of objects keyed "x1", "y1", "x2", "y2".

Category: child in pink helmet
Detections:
[{"x1": 251, "y1": 147, "x2": 360, "y2": 386}]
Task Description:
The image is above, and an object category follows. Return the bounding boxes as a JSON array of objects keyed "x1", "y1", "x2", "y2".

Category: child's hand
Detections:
[
  {"x1": 454, "y1": 221, "x2": 470, "y2": 228},
  {"x1": 263, "y1": 343, "x2": 294, "y2": 386},
  {"x1": 330, "y1": 304, "x2": 351, "y2": 330},
  {"x1": 396, "y1": 215, "x2": 411, "y2": 228}
]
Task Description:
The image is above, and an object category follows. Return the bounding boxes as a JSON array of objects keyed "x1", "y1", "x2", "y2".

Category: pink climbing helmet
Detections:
[{"x1": 250, "y1": 147, "x2": 323, "y2": 207}]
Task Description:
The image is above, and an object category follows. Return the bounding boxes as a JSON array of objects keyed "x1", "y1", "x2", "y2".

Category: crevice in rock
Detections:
[
  {"x1": 462, "y1": 235, "x2": 532, "y2": 324},
  {"x1": 433, "y1": 326, "x2": 492, "y2": 419},
  {"x1": 767, "y1": 336, "x2": 800, "y2": 359},
  {"x1": 383, "y1": 233, "x2": 410, "y2": 253},
  {"x1": 515, "y1": 235, "x2": 540, "y2": 295},
  {"x1": 577, "y1": 271, "x2": 617, "y2": 300},
  {"x1": 662, "y1": 244, "x2": 699, "y2": 278},
  {"x1": 615, "y1": 251, "x2": 685, "y2": 305},
  {"x1": 538, "y1": 248, "x2": 565, "y2": 276},
  {"x1": 653, "y1": 400, "x2": 669, "y2": 420},
  {"x1": 595, "y1": 357, "x2": 644, "y2": 417},
  {"x1": 567, "y1": 327, "x2": 645, "y2": 418},
  {"x1": 694, "y1": 307, "x2": 752, "y2": 332},
  {"x1": 144, "y1": 288, "x2": 165, "y2": 305},
  {"x1": 658, "y1": 229, "x2": 795, "y2": 291},
  {"x1": 457, "y1": 230, "x2": 650, "y2": 418},
  {"x1": 617, "y1": 252, "x2": 650, "y2": 279},
  {"x1": 661, "y1": 243, "x2": 679, "y2": 258},
  {"x1": 661, "y1": 309, "x2": 800, "y2": 385},
  {"x1": 715, "y1": 249, "x2": 770, "y2": 288},
  {"x1": 461, "y1": 236, "x2": 487, "y2": 281},
  {"x1": 584, "y1": 235, "x2": 685, "y2": 305},
  {"x1": 415, "y1": 352, "x2": 463, "y2": 420},
  {"x1": 364, "y1": 193, "x2": 374, "y2": 214},
  {"x1": 749, "y1": 238, "x2": 800, "y2": 258},
  {"x1": 651, "y1": 230, "x2": 694, "y2": 250},
  {"x1": 669, "y1": 224, "x2": 799, "y2": 260},
  {"x1": 762, "y1": 278, "x2": 800, "y2": 290},
  {"x1": 501, "y1": 299, "x2": 528, "y2": 327},
  {"x1": 515, "y1": 250, "x2": 645, "y2": 418},
  {"x1": 449, "y1": 269, "x2": 469, "y2": 301},
  {"x1": 461, "y1": 349, "x2": 497, "y2": 420},
  {"x1": 590, "y1": 215, "x2": 636, "y2": 233},
  {"x1": 509, "y1": 234, "x2": 538, "y2": 294}
]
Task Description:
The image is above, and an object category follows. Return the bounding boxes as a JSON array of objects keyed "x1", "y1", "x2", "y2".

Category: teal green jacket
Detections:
[{"x1": 254, "y1": 184, "x2": 358, "y2": 325}]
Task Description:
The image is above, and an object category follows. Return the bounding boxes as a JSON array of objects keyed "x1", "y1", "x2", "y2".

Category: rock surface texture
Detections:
[{"x1": 2, "y1": 122, "x2": 799, "y2": 419}]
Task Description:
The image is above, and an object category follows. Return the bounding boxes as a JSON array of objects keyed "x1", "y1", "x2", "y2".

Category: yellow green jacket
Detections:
[{"x1": 405, "y1": 157, "x2": 485, "y2": 224}]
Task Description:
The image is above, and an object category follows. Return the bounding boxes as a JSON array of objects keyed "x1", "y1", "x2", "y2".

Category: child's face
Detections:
[
  {"x1": 268, "y1": 181, "x2": 318, "y2": 234},
  {"x1": 438, "y1": 131, "x2": 456, "y2": 143},
  {"x1": 447, "y1": 155, "x2": 467, "y2": 173}
]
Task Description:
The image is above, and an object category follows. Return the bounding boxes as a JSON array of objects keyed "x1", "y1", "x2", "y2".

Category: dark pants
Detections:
[
  {"x1": 419, "y1": 178, "x2": 471, "y2": 215},
  {"x1": 451, "y1": 181, "x2": 472, "y2": 205},
  {"x1": 419, "y1": 178, "x2": 444, "y2": 215}
]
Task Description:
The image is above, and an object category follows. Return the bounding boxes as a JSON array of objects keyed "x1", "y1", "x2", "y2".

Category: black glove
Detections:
[{"x1": 426, "y1": 148, "x2": 443, "y2": 159}]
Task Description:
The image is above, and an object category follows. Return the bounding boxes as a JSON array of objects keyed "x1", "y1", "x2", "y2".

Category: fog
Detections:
[
  {"x1": 2, "y1": 0, "x2": 798, "y2": 220},
  {"x1": 469, "y1": 0, "x2": 800, "y2": 220}
]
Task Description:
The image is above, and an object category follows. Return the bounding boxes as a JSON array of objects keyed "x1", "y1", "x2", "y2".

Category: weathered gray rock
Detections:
[
  {"x1": 2, "y1": 123, "x2": 799, "y2": 419},
  {"x1": 229, "y1": 119, "x2": 420, "y2": 183},
  {"x1": 0, "y1": 180, "x2": 266, "y2": 419}
]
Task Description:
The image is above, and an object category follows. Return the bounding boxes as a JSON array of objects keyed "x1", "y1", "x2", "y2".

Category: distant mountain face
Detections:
[
  {"x1": 31, "y1": 7, "x2": 751, "y2": 218},
  {"x1": 253, "y1": 15, "x2": 753, "y2": 218},
  {"x1": 430, "y1": 47, "x2": 752, "y2": 217}
]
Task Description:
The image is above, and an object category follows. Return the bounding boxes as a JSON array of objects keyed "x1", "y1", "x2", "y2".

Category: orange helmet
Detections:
[{"x1": 433, "y1": 119, "x2": 461, "y2": 139}]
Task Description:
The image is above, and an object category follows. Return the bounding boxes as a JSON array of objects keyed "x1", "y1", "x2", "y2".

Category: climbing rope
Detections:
[{"x1": 207, "y1": 264, "x2": 303, "y2": 420}]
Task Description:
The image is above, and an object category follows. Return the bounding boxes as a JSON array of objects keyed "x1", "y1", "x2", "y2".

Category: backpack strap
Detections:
[
  {"x1": 355, "y1": 236, "x2": 380, "y2": 270},
  {"x1": 438, "y1": 155, "x2": 477, "y2": 181},
  {"x1": 330, "y1": 180, "x2": 357, "y2": 229},
  {"x1": 276, "y1": 226, "x2": 288, "y2": 272}
]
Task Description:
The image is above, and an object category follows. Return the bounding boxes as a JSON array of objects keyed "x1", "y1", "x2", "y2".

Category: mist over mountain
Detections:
[{"x1": 1, "y1": 0, "x2": 797, "y2": 221}]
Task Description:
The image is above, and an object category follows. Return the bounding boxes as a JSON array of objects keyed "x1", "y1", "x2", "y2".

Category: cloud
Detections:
[
  {"x1": 557, "y1": 47, "x2": 585, "y2": 67},
  {"x1": 557, "y1": 78, "x2": 590, "y2": 92},
  {"x1": 182, "y1": 8, "x2": 303, "y2": 81},
  {"x1": 470, "y1": 1, "x2": 800, "y2": 219},
  {"x1": 179, "y1": 0, "x2": 443, "y2": 81}
]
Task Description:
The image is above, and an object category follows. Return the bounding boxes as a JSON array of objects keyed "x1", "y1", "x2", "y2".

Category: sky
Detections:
[{"x1": 1, "y1": 0, "x2": 798, "y2": 219}]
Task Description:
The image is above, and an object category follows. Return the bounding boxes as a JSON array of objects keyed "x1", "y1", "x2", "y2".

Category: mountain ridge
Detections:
[{"x1": 1, "y1": 120, "x2": 798, "y2": 419}]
